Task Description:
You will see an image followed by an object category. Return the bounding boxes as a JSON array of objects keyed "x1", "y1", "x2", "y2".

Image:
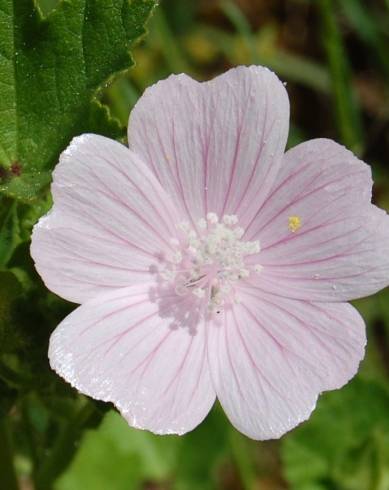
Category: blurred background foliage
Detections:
[{"x1": 2, "y1": 0, "x2": 389, "y2": 489}]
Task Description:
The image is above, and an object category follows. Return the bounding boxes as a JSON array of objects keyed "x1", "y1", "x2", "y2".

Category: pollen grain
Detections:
[{"x1": 288, "y1": 215, "x2": 302, "y2": 233}]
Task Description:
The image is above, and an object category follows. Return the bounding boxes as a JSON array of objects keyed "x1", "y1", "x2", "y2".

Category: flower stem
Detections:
[
  {"x1": 229, "y1": 427, "x2": 256, "y2": 490},
  {"x1": 0, "y1": 417, "x2": 19, "y2": 490},
  {"x1": 35, "y1": 400, "x2": 103, "y2": 490}
]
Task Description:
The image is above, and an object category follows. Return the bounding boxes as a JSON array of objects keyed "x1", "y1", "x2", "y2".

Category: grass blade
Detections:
[{"x1": 318, "y1": 0, "x2": 365, "y2": 155}]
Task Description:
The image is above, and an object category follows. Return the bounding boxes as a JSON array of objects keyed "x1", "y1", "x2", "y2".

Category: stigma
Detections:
[{"x1": 159, "y1": 213, "x2": 262, "y2": 312}]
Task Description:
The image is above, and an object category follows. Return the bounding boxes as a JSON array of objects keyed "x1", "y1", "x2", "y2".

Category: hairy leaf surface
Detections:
[{"x1": 0, "y1": 0, "x2": 156, "y2": 200}]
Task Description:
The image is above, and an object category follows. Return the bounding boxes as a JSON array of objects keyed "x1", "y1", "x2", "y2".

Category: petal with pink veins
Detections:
[
  {"x1": 31, "y1": 134, "x2": 181, "y2": 303},
  {"x1": 207, "y1": 290, "x2": 366, "y2": 440},
  {"x1": 49, "y1": 284, "x2": 215, "y2": 435},
  {"x1": 128, "y1": 66, "x2": 289, "y2": 228},
  {"x1": 245, "y1": 139, "x2": 389, "y2": 301}
]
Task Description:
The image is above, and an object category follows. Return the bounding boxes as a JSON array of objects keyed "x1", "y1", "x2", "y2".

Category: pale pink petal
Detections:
[
  {"x1": 245, "y1": 139, "x2": 389, "y2": 301},
  {"x1": 31, "y1": 134, "x2": 182, "y2": 303},
  {"x1": 49, "y1": 284, "x2": 215, "y2": 435},
  {"x1": 128, "y1": 66, "x2": 289, "y2": 227},
  {"x1": 207, "y1": 290, "x2": 365, "y2": 440}
]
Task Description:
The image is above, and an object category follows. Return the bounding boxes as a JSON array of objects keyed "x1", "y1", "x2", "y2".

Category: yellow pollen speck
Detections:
[{"x1": 288, "y1": 215, "x2": 302, "y2": 233}]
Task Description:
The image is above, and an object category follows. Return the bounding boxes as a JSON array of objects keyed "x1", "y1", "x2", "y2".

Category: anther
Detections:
[
  {"x1": 222, "y1": 214, "x2": 238, "y2": 226},
  {"x1": 161, "y1": 213, "x2": 263, "y2": 312},
  {"x1": 207, "y1": 212, "x2": 218, "y2": 224}
]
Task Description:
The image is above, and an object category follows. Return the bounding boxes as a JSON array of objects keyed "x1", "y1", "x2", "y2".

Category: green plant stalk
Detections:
[
  {"x1": 261, "y1": 52, "x2": 330, "y2": 93},
  {"x1": 339, "y1": 0, "x2": 389, "y2": 81},
  {"x1": 35, "y1": 401, "x2": 102, "y2": 490},
  {"x1": 206, "y1": 16, "x2": 330, "y2": 93},
  {"x1": 150, "y1": 8, "x2": 191, "y2": 74},
  {"x1": 229, "y1": 428, "x2": 257, "y2": 490},
  {"x1": 21, "y1": 398, "x2": 41, "y2": 487},
  {"x1": 0, "y1": 417, "x2": 19, "y2": 490},
  {"x1": 318, "y1": 0, "x2": 364, "y2": 155},
  {"x1": 221, "y1": 0, "x2": 258, "y2": 63}
]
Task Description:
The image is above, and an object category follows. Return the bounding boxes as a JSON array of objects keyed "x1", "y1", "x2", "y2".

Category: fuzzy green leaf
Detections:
[
  {"x1": 282, "y1": 378, "x2": 389, "y2": 490},
  {"x1": 0, "y1": 0, "x2": 156, "y2": 201}
]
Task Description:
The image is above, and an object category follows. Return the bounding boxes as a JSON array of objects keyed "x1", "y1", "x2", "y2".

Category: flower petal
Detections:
[
  {"x1": 31, "y1": 134, "x2": 181, "y2": 303},
  {"x1": 207, "y1": 291, "x2": 365, "y2": 440},
  {"x1": 245, "y1": 139, "x2": 389, "y2": 301},
  {"x1": 128, "y1": 66, "x2": 289, "y2": 227},
  {"x1": 49, "y1": 284, "x2": 215, "y2": 435}
]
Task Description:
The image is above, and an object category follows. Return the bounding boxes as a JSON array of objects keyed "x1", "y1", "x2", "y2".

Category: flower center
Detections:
[{"x1": 160, "y1": 213, "x2": 262, "y2": 312}]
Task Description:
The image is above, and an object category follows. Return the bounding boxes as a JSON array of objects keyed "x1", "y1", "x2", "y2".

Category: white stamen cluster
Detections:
[{"x1": 160, "y1": 213, "x2": 262, "y2": 312}]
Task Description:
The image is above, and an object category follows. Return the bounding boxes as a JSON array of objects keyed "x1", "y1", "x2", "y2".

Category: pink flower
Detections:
[{"x1": 31, "y1": 66, "x2": 389, "y2": 440}]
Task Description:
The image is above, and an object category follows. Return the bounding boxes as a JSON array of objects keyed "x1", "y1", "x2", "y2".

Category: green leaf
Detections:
[
  {"x1": 0, "y1": 270, "x2": 22, "y2": 355},
  {"x1": 0, "y1": 270, "x2": 22, "y2": 320},
  {"x1": 36, "y1": 401, "x2": 105, "y2": 490},
  {"x1": 0, "y1": 0, "x2": 157, "y2": 201},
  {"x1": 0, "y1": 199, "x2": 21, "y2": 266},
  {"x1": 174, "y1": 407, "x2": 229, "y2": 490},
  {"x1": 55, "y1": 407, "x2": 230, "y2": 490},
  {"x1": 281, "y1": 378, "x2": 389, "y2": 490},
  {"x1": 0, "y1": 378, "x2": 17, "y2": 417},
  {"x1": 55, "y1": 410, "x2": 180, "y2": 490}
]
